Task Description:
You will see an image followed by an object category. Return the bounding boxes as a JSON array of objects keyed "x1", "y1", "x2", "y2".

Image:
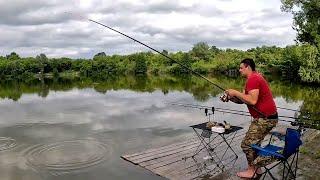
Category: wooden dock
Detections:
[
  {"x1": 121, "y1": 128, "x2": 249, "y2": 180},
  {"x1": 121, "y1": 123, "x2": 317, "y2": 180}
]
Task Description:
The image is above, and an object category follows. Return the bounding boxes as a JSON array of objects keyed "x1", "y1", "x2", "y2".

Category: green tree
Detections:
[
  {"x1": 281, "y1": 0, "x2": 320, "y2": 49},
  {"x1": 190, "y1": 42, "x2": 212, "y2": 61},
  {"x1": 180, "y1": 53, "x2": 192, "y2": 74},
  {"x1": 6, "y1": 52, "x2": 20, "y2": 61},
  {"x1": 279, "y1": 45, "x2": 302, "y2": 80},
  {"x1": 162, "y1": 50, "x2": 168, "y2": 56},
  {"x1": 298, "y1": 45, "x2": 320, "y2": 83},
  {"x1": 133, "y1": 53, "x2": 147, "y2": 74},
  {"x1": 210, "y1": 45, "x2": 221, "y2": 56},
  {"x1": 36, "y1": 53, "x2": 48, "y2": 74},
  {"x1": 93, "y1": 52, "x2": 107, "y2": 60}
]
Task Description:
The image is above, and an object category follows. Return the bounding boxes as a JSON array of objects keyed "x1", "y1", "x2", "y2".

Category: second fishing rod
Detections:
[
  {"x1": 88, "y1": 19, "x2": 294, "y2": 117},
  {"x1": 168, "y1": 102, "x2": 320, "y2": 126}
]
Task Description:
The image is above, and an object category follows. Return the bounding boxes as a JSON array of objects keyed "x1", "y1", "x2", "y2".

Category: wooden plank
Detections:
[
  {"x1": 121, "y1": 125, "x2": 312, "y2": 180},
  {"x1": 148, "y1": 131, "x2": 246, "y2": 172},
  {"x1": 189, "y1": 147, "x2": 246, "y2": 180},
  {"x1": 130, "y1": 141, "x2": 201, "y2": 164},
  {"x1": 123, "y1": 129, "x2": 247, "y2": 165},
  {"x1": 122, "y1": 139, "x2": 199, "y2": 161},
  {"x1": 122, "y1": 137, "x2": 199, "y2": 159},
  {"x1": 168, "y1": 149, "x2": 242, "y2": 180},
  {"x1": 141, "y1": 130, "x2": 246, "y2": 164},
  {"x1": 160, "y1": 140, "x2": 244, "y2": 180},
  {"x1": 151, "y1": 134, "x2": 245, "y2": 179}
]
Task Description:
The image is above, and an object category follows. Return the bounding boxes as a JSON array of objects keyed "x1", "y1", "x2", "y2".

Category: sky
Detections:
[{"x1": 0, "y1": 0, "x2": 296, "y2": 59}]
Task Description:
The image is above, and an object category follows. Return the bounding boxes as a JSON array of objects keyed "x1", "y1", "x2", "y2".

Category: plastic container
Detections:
[{"x1": 211, "y1": 126, "x2": 225, "y2": 133}]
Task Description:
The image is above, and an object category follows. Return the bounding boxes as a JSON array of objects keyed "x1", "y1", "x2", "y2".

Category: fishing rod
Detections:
[
  {"x1": 88, "y1": 19, "x2": 310, "y2": 118},
  {"x1": 169, "y1": 103, "x2": 320, "y2": 129},
  {"x1": 169, "y1": 102, "x2": 320, "y2": 124}
]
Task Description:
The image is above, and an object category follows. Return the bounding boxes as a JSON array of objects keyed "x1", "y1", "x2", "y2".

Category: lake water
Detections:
[{"x1": 0, "y1": 75, "x2": 318, "y2": 180}]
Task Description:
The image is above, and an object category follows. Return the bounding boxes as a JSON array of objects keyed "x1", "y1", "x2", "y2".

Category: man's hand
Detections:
[
  {"x1": 225, "y1": 89, "x2": 239, "y2": 97},
  {"x1": 220, "y1": 93, "x2": 229, "y2": 102},
  {"x1": 225, "y1": 89, "x2": 259, "y2": 105},
  {"x1": 225, "y1": 89, "x2": 244, "y2": 104}
]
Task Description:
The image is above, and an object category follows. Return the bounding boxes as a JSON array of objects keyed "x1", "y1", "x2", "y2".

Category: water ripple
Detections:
[
  {"x1": 24, "y1": 139, "x2": 109, "y2": 175},
  {"x1": 0, "y1": 137, "x2": 17, "y2": 151}
]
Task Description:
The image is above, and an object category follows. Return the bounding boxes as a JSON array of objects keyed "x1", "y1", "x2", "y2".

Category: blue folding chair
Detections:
[{"x1": 250, "y1": 128, "x2": 302, "y2": 180}]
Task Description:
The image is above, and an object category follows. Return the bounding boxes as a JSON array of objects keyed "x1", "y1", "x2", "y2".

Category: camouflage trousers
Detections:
[{"x1": 241, "y1": 118, "x2": 278, "y2": 166}]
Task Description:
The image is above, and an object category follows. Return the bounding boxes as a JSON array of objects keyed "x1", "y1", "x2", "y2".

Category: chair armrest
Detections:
[{"x1": 250, "y1": 144, "x2": 284, "y2": 159}]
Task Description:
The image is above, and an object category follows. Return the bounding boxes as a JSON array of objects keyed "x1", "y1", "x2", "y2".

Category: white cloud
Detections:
[{"x1": 0, "y1": 0, "x2": 295, "y2": 58}]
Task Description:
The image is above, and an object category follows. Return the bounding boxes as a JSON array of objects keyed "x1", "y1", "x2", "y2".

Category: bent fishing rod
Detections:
[{"x1": 88, "y1": 19, "x2": 302, "y2": 117}]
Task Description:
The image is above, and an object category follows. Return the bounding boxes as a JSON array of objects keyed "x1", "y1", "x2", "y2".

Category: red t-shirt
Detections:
[{"x1": 245, "y1": 72, "x2": 277, "y2": 118}]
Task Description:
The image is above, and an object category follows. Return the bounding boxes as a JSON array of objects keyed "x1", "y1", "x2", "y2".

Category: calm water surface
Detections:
[{"x1": 0, "y1": 75, "x2": 318, "y2": 180}]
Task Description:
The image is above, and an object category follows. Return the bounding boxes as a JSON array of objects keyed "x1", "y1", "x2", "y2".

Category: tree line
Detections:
[{"x1": 0, "y1": 42, "x2": 319, "y2": 83}]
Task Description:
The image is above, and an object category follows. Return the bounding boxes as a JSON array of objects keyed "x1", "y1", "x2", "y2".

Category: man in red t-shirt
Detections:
[{"x1": 223, "y1": 58, "x2": 278, "y2": 178}]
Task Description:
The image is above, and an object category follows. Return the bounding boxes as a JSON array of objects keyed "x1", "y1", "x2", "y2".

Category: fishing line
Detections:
[{"x1": 168, "y1": 102, "x2": 320, "y2": 125}]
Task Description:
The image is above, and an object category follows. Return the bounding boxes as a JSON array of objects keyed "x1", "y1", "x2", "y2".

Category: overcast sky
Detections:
[{"x1": 0, "y1": 0, "x2": 296, "y2": 58}]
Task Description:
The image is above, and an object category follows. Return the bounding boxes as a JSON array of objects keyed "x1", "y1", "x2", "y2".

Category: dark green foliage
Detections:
[
  {"x1": 167, "y1": 52, "x2": 192, "y2": 75},
  {"x1": 6, "y1": 52, "x2": 20, "y2": 61},
  {"x1": 36, "y1": 53, "x2": 48, "y2": 74},
  {"x1": 281, "y1": 0, "x2": 320, "y2": 49},
  {"x1": 131, "y1": 53, "x2": 147, "y2": 74},
  {"x1": 0, "y1": 43, "x2": 320, "y2": 84},
  {"x1": 190, "y1": 42, "x2": 212, "y2": 61},
  {"x1": 281, "y1": 0, "x2": 320, "y2": 83},
  {"x1": 279, "y1": 46, "x2": 302, "y2": 80},
  {"x1": 93, "y1": 52, "x2": 107, "y2": 60},
  {"x1": 180, "y1": 53, "x2": 192, "y2": 74},
  {"x1": 298, "y1": 45, "x2": 320, "y2": 83}
]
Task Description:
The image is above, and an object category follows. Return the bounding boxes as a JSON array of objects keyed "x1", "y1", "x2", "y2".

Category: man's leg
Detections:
[{"x1": 237, "y1": 118, "x2": 278, "y2": 178}]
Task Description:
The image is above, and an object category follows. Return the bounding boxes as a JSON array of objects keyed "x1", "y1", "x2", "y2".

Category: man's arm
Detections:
[
  {"x1": 226, "y1": 89, "x2": 259, "y2": 105},
  {"x1": 229, "y1": 96, "x2": 244, "y2": 104}
]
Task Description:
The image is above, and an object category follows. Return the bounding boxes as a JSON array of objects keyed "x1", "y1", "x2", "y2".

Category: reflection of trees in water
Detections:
[
  {"x1": 0, "y1": 75, "x2": 319, "y2": 107},
  {"x1": 268, "y1": 79, "x2": 320, "y2": 129},
  {"x1": 296, "y1": 89, "x2": 320, "y2": 130}
]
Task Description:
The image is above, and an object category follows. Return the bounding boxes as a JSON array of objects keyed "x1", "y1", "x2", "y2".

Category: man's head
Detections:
[{"x1": 239, "y1": 58, "x2": 255, "y2": 77}]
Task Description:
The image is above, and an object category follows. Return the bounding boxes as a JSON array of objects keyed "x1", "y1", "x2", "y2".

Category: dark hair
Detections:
[{"x1": 241, "y1": 58, "x2": 255, "y2": 71}]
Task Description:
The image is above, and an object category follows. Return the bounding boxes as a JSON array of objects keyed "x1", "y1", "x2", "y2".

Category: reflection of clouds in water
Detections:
[
  {"x1": 154, "y1": 111, "x2": 198, "y2": 123},
  {"x1": 23, "y1": 88, "x2": 100, "y2": 102},
  {"x1": 0, "y1": 88, "x2": 196, "y2": 132},
  {"x1": 0, "y1": 98, "x2": 15, "y2": 105},
  {"x1": 0, "y1": 88, "x2": 304, "y2": 134}
]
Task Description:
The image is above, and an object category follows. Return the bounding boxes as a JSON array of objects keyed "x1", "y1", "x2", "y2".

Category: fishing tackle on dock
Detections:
[{"x1": 168, "y1": 102, "x2": 320, "y2": 129}]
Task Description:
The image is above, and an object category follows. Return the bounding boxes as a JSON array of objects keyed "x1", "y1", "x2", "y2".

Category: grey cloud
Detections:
[
  {"x1": 98, "y1": 1, "x2": 196, "y2": 14},
  {"x1": 143, "y1": 1, "x2": 196, "y2": 14},
  {"x1": 0, "y1": 0, "x2": 52, "y2": 15},
  {"x1": 0, "y1": 0, "x2": 295, "y2": 58},
  {"x1": 133, "y1": 26, "x2": 164, "y2": 36},
  {"x1": 96, "y1": 14, "x2": 146, "y2": 30},
  {"x1": 0, "y1": 0, "x2": 87, "y2": 26}
]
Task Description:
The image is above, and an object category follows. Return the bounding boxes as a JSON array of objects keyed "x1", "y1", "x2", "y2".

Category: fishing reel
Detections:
[{"x1": 220, "y1": 92, "x2": 229, "y2": 102}]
